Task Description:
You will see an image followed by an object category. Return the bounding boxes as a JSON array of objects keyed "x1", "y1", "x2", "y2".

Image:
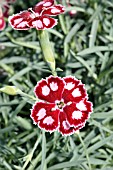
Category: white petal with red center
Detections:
[
  {"x1": 65, "y1": 82, "x2": 75, "y2": 90},
  {"x1": 72, "y1": 111, "x2": 83, "y2": 119},
  {"x1": 42, "y1": 85, "x2": 50, "y2": 96},
  {"x1": 43, "y1": 18, "x2": 50, "y2": 26},
  {"x1": 50, "y1": 82, "x2": 58, "y2": 91},
  {"x1": 76, "y1": 100, "x2": 87, "y2": 111},
  {"x1": 37, "y1": 108, "x2": 46, "y2": 120},
  {"x1": 72, "y1": 88, "x2": 81, "y2": 97},
  {"x1": 43, "y1": 116, "x2": 54, "y2": 125},
  {"x1": 32, "y1": 20, "x2": 43, "y2": 28}
]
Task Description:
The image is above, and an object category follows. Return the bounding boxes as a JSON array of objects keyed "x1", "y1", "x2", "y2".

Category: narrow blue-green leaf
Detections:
[
  {"x1": 77, "y1": 46, "x2": 113, "y2": 56},
  {"x1": 88, "y1": 135, "x2": 113, "y2": 153},
  {"x1": 40, "y1": 130, "x2": 47, "y2": 170},
  {"x1": 65, "y1": 6, "x2": 85, "y2": 13},
  {"x1": 14, "y1": 116, "x2": 32, "y2": 130},
  {"x1": 9, "y1": 67, "x2": 32, "y2": 82},
  {"x1": 48, "y1": 159, "x2": 85, "y2": 170},
  {"x1": 70, "y1": 50, "x2": 97, "y2": 79},
  {"x1": 64, "y1": 21, "x2": 84, "y2": 44},
  {"x1": 89, "y1": 18, "x2": 99, "y2": 47}
]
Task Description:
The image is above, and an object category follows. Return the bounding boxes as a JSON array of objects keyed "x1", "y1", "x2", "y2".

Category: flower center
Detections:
[
  {"x1": 28, "y1": 8, "x2": 39, "y2": 17},
  {"x1": 56, "y1": 101, "x2": 64, "y2": 109}
]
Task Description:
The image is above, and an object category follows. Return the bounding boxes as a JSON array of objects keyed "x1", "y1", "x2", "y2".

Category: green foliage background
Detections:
[{"x1": 0, "y1": 0, "x2": 113, "y2": 169}]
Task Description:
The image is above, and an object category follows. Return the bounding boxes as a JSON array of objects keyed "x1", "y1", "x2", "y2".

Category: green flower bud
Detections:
[
  {"x1": 38, "y1": 30, "x2": 57, "y2": 76},
  {"x1": 0, "y1": 86, "x2": 21, "y2": 95}
]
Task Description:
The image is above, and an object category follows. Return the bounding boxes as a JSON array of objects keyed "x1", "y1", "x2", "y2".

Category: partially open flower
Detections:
[
  {"x1": 31, "y1": 76, "x2": 93, "y2": 136},
  {"x1": 8, "y1": 0, "x2": 65, "y2": 30},
  {"x1": 66, "y1": 0, "x2": 76, "y2": 16},
  {"x1": 0, "y1": 0, "x2": 16, "y2": 30}
]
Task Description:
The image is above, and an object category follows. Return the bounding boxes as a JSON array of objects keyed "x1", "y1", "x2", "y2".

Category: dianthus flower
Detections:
[
  {"x1": 8, "y1": 0, "x2": 65, "y2": 30},
  {"x1": 31, "y1": 76, "x2": 93, "y2": 136},
  {"x1": 0, "y1": 0, "x2": 15, "y2": 30}
]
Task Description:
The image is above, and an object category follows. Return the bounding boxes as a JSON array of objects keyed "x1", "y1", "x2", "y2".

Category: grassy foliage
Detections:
[{"x1": 0, "y1": 0, "x2": 113, "y2": 169}]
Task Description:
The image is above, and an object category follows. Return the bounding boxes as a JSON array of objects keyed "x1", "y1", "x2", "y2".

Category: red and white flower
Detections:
[
  {"x1": 66, "y1": 0, "x2": 76, "y2": 16},
  {"x1": 31, "y1": 76, "x2": 93, "y2": 136},
  {"x1": 8, "y1": 0, "x2": 65, "y2": 30},
  {"x1": 0, "y1": 0, "x2": 16, "y2": 30}
]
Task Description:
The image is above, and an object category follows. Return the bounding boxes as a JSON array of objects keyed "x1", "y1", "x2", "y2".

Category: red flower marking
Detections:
[
  {"x1": 9, "y1": 11, "x2": 33, "y2": 30},
  {"x1": 0, "y1": 14, "x2": 6, "y2": 31},
  {"x1": 0, "y1": 0, "x2": 16, "y2": 31},
  {"x1": 31, "y1": 76, "x2": 93, "y2": 136},
  {"x1": 8, "y1": 0, "x2": 65, "y2": 30},
  {"x1": 31, "y1": 102, "x2": 60, "y2": 131}
]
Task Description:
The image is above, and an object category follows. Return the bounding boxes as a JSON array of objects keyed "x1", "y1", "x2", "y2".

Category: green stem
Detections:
[
  {"x1": 78, "y1": 133, "x2": 92, "y2": 170},
  {"x1": 40, "y1": 130, "x2": 47, "y2": 170},
  {"x1": 22, "y1": 136, "x2": 42, "y2": 170},
  {"x1": 38, "y1": 30, "x2": 57, "y2": 76},
  {"x1": 18, "y1": 91, "x2": 37, "y2": 101}
]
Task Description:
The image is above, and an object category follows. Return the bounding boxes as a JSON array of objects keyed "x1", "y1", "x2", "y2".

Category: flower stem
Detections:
[
  {"x1": 38, "y1": 30, "x2": 57, "y2": 76},
  {"x1": 77, "y1": 133, "x2": 92, "y2": 170},
  {"x1": 40, "y1": 130, "x2": 47, "y2": 170},
  {"x1": 18, "y1": 91, "x2": 37, "y2": 101}
]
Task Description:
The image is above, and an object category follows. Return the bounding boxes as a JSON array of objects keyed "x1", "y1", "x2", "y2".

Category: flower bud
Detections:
[{"x1": 0, "y1": 86, "x2": 21, "y2": 95}]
